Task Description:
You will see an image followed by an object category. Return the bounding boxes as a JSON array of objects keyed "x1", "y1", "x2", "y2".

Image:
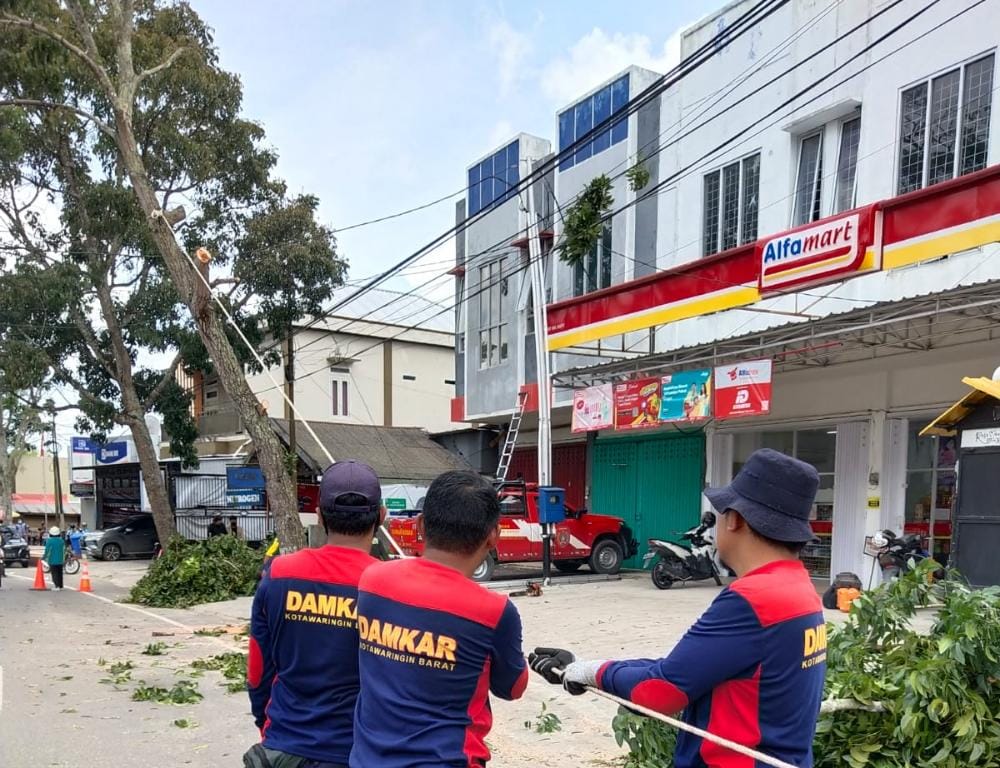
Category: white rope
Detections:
[
  {"x1": 150, "y1": 210, "x2": 407, "y2": 558},
  {"x1": 579, "y1": 684, "x2": 800, "y2": 768}
]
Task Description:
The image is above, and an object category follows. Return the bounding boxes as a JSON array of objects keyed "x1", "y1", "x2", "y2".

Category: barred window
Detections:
[
  {"x1": 703, "y1": 152, "x2": 761, "y2": 257},
  {"x1": 897, "y1": 54, "x2": 995, "y2": 194}
]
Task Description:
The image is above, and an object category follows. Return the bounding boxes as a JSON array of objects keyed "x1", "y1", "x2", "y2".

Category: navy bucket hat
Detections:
[{"x1": 704, "y1": 448, "x2": 820, "y2": 543}]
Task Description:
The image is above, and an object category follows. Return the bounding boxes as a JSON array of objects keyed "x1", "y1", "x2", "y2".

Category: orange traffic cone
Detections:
[
  {"x1": 30, "y1": 559, "x2": 48, "y2": 590},
  {"x1": 78, "y1": 558, "x2": 93, "y2": 593}
]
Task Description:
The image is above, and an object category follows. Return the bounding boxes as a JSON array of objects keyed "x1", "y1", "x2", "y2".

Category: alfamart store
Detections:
[{"x1": 549, "y1": 167, "x2": 1000, "y2": 583}]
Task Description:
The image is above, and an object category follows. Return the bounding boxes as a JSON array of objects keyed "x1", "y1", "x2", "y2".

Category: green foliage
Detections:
[
  {"x1": 191, "y1": 651, "x2": 247, "y2": 694},
  {"x1": 815, "y1": 560, "x2": 1000, "y2": 768},
  {"x1": 626, "y1": 160, "x2": 650, "y2": 192},
  {"x1": 558, "y1": 175, "x2": 614, "y2": 268},
  {"x1": 142, "y1": 642, "x2": 168, "y2": 656},
  {"x1": 612, "y1": 561, "x2": 1000, "y2": 768},
  {"x1": 524, "y1": 701, "x2": 562, "y2": 734},
  {"x1": 100, "y1": 659, "x2": 135, "y2": 686},
  {"x1": 128, "y1": 536, "x2": 263, "y2": 608},
  {"x1": 612, "y1": 707, "x2": 677, "y2": 768},
  {"x1": 132, "y1": 680, "x2": 203, "y2": 705}
]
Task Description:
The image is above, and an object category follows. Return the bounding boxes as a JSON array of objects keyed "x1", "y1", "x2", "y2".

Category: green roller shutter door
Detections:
[{"x1": 591, "y1": 432, "x2": 705, "y2": 568}]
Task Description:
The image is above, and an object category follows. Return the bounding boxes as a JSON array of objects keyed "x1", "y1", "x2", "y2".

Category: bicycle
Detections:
[{"x1": 42, "y1": 552, "x2": 82, "y2": 576}]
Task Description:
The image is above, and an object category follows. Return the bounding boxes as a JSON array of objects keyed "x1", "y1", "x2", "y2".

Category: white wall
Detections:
[{"x1": 390, "y1": 341, "x2": 461, "y2": 432}]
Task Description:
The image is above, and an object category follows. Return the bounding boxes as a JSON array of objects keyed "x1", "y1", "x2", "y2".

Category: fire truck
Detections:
[{"x1": 387, "y1": 480, "x2": 637, "y2": 581}]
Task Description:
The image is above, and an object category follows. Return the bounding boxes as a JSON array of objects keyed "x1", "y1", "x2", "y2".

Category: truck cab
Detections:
[{"x1": 387, "y1": 480, "x2": 637, "y2": 582}]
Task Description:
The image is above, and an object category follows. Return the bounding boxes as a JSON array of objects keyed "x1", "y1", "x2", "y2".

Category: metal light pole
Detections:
[{"x1": 520, "y1": 162, "x2": 554, "y2": 583}]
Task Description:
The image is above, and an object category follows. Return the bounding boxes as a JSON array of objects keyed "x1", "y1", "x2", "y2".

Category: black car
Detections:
[
  {"x1": 0, "y1": 527, "x2": 31, "y2": 568},
  {"x1": 87, "y1": 514, "x2": 158, "y2": 561}
]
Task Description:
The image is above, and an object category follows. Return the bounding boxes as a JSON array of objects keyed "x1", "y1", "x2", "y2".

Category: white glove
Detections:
[{"x1": 562, "y1": 659, "x2": 607, "y2": 694}]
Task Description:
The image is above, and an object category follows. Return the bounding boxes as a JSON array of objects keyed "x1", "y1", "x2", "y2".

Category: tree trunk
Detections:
[{"x1": 111, "y1": 108, "x2": 305, "y2": 551}]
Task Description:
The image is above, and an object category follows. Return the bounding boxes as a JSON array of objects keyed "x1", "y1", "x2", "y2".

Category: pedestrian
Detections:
[
  {"x1": 43, "y1": 525, "x2": 66, "y2": 592},
  {"x1": 530, "y1": 448, "x2": 828, "y2": 768},
  {"x1": 68, "y1": 526, "x2": 84, "y2": 558},
  {"x1": 207, "y1": 515, "x2": 226, "y2": 538},
  {"x1": 228, "y1": 515, "x2": 246, "y2": 541},
  {"x1": 350, "y1": 470, "x2": 528, "y2": 768},
  {"x1": 244, "y1": 460, "x2": 386, "y2": 768}
]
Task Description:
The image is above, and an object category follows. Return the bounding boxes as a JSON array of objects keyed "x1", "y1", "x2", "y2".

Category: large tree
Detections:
[{"x1": 0, "y1": 1, "x2": 345, "y2": 549}]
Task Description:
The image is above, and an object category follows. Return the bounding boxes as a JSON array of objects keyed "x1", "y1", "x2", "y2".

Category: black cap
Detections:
[{"x1": 319, "y1": 460, "x2": 382, "y2": 514}]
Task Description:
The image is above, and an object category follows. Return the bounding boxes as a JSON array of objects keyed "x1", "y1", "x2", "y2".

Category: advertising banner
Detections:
[
  {"x1": 571, "y1": 384, "x2": 614, "y2": 433},
  {"x1": 613, "y1": 378, "x2": 663, "y2": 431},
  {"x1": 72, "y1": 436, "x2": 97, "y2": 454},
  {"x1": 659, "y1": 369, "x2": 712, "y2": 423},
  {"x1": 714, "y1": 359, "x2": 773, "y2": 419},
  {"x1": 227, "y1": 489, "x2": 266, "y2": 508},
  {"x1": 227, "y1": 466, "x2": 266, "y2": 490}
]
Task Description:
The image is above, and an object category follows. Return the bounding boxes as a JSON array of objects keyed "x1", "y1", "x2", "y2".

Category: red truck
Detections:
[{"x1": 387, "y1": 480, "x2": 637, "y2": 581}]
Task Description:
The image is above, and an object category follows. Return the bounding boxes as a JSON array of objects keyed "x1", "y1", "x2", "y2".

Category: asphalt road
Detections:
[{"x1": 0, "y1": 566, "x2": 259, "y2": 768}]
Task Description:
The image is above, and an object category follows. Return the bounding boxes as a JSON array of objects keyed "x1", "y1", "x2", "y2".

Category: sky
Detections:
[
  {"x1": 46, "y1": 0, "x2": 723, "y2": 447},
  {"x1": 193, "y1": 0, "x2": 722, "y2": 300}
]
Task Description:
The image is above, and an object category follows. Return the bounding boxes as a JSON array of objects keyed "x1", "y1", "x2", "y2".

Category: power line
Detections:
[{"x1": 268, "y1": 0, "x2": 981, "y2": 397}]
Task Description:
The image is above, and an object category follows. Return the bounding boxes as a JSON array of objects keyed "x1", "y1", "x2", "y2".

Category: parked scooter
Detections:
[
  {"x1": 875, "y1": 529, "x2": 936, "y2": 579},
  {"x1": 644, "y1": 512, "x2": 723, "y2": 590}
]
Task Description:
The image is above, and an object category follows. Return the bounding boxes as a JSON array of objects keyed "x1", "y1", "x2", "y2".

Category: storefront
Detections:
[
  {"x1": 729, "y1": 429, "x2": 837, "y2": 577},
  {"x1": 903, "y1": 422, "x2": 956, "y2": 565},
  {"x1": 591, "y1": 430, "x2": 705, "y2": 568},
  {"x1": 508, "y1": 443, "x2": 588, "y2": 509}
]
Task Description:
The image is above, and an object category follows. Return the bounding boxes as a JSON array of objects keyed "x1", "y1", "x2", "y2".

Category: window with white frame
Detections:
[
  {"x1": 793, "y1": 132, "x2": 823, "y2": 226},
  {"x1": 703, "y1": 153, "x2": 760, "y2": 256},
  {"x1": 834, "y1": 117, "x2": 862, "y2": 213},
  {"x1": 897, "y1": 53, "x2": 995, "y2": 195},
  {"x1": 792, "y1": 114, "x2": 862, "y2": 226},
  {"x1": 331, "y1": 370, "x2": 350, "y2": 417},
  {"x1": 573, "y1": 224, "x2": 613, "y2": 296},
  {"x1": 478, "y1": 257, "x2": 508, "y2": 368}
]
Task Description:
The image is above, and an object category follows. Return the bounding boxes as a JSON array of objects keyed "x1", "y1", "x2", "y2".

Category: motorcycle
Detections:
[
  {"x1": 644, "y1": 512, "x2": 723, "y2": 590},
  {"x1": 875, "y1": 529, "x2": 937, "y2": 579}
]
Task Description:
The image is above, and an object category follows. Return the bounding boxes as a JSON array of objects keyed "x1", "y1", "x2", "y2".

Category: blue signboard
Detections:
[
  {"x1": 72, "y1": 437, "x2": 98, "y2": 454},
  {"x1": 227, "y1": 466, "x2": 266, "y2": 490},
  {"x1": 659, "y1": 369, "x2": 713, "y2": 423},
  {"x1": 95, "y1": 441, "x2": 129, "y2": 464},
  {"x1": 227, "y1": 489, "x2": 266, "y2": 509}
]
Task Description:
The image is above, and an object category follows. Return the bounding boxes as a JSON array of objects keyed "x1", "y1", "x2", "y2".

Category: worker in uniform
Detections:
[
  {"x1": 350, "y1": 470, "x2": 528, "y2": 768},
  {"x1": 245, "y1": 460, "x2": 385, "y2": 768},
  {"x1": 531, "y1": 448, "x2": 828, "y2": 768}
]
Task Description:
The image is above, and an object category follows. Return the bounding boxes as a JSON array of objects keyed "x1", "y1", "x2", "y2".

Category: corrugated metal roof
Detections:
[
  {"x1": 319, "y1": 286, "x2": 454, "y2": 334},
  {"x1": 270, "y1": 419, "x2": 471, "y2": 484}
]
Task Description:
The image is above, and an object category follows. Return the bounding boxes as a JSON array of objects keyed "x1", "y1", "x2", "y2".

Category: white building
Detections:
[
  {"x1": 191, "y1": 286, "x2": 461, "y2": 456},
  {"x1": 452, "y1": 0, "x2": 1000, "y2": 581}
]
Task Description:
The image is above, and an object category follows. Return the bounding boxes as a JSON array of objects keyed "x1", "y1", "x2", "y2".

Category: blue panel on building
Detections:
[{"x1": 227, "y1": 466, "x2": 266, "y2": 490}]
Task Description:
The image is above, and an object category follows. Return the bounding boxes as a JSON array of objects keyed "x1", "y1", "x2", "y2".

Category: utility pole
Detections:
[
  {"x1": 284, "y1": 326, "x2": 297, "y2": 481},
  {"x1": 51, "y1": 415, "x2": 65, "y2": 530},
  {"x1": 522, "y1": 162, "x2": 554, "y2": 583}
]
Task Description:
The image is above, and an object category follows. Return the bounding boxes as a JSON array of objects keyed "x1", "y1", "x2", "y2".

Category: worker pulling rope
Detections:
[
  {"x1": 151, "y1": 210, "x2": 406, "y2": 558},
  {"x1": 530, "y1": 450, "x2": 831, "y2": 768}
]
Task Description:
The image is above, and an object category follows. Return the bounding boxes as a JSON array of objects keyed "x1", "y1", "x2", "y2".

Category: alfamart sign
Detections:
[{"x1": 759, "y1": 213, "x2": 864, "y2": 291}]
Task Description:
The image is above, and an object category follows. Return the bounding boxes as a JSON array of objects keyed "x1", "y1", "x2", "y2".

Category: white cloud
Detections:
[
  {"x1": 541, "y1": 28, "x2": 682, "y2": 106},
  {"x1": 487, "y1": 17, "x2": 533, "y2": 97}
]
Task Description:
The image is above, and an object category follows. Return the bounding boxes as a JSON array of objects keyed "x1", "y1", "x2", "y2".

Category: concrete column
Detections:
[
  {"x1": 830, "y1": 421, "x2": 869, "y2": 582},
  {"x1": 881, "y1": 418, "x2": 908, "y2": 535}
]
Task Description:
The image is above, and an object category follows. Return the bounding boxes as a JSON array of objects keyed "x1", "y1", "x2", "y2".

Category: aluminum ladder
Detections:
[{"x1": 496, "y1": 390, "x2": 528, "y2": 482}]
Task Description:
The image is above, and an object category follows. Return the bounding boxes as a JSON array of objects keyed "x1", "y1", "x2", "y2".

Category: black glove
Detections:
[{"x1": 528, "y1": 647, "x2": 575, "y2": 685}]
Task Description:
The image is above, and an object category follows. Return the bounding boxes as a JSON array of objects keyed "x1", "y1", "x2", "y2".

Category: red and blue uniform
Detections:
[
  {"x1": 350, "y1": 558, "x2": 529, "y2": 768},
  {"x1": 597, "y1": 560, "x2": 826, "y2": 767},
  {"x1": 248, "y1": 546, "x2": 377, "y2": 765}
]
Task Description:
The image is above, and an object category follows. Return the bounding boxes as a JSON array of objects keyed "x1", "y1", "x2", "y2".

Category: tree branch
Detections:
[
  {"x1": 0, "y1": 13, "x2": 115, "y2": 96},
  {"x1": 137, "y1": 47, "x2": 186, "y2": 85},
  {"x1": 142, "y1": 351, "x2": 183, "y2": 410},
  {"x1": 0, "y1": 98, "x2": 116, "y2": 139}
]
